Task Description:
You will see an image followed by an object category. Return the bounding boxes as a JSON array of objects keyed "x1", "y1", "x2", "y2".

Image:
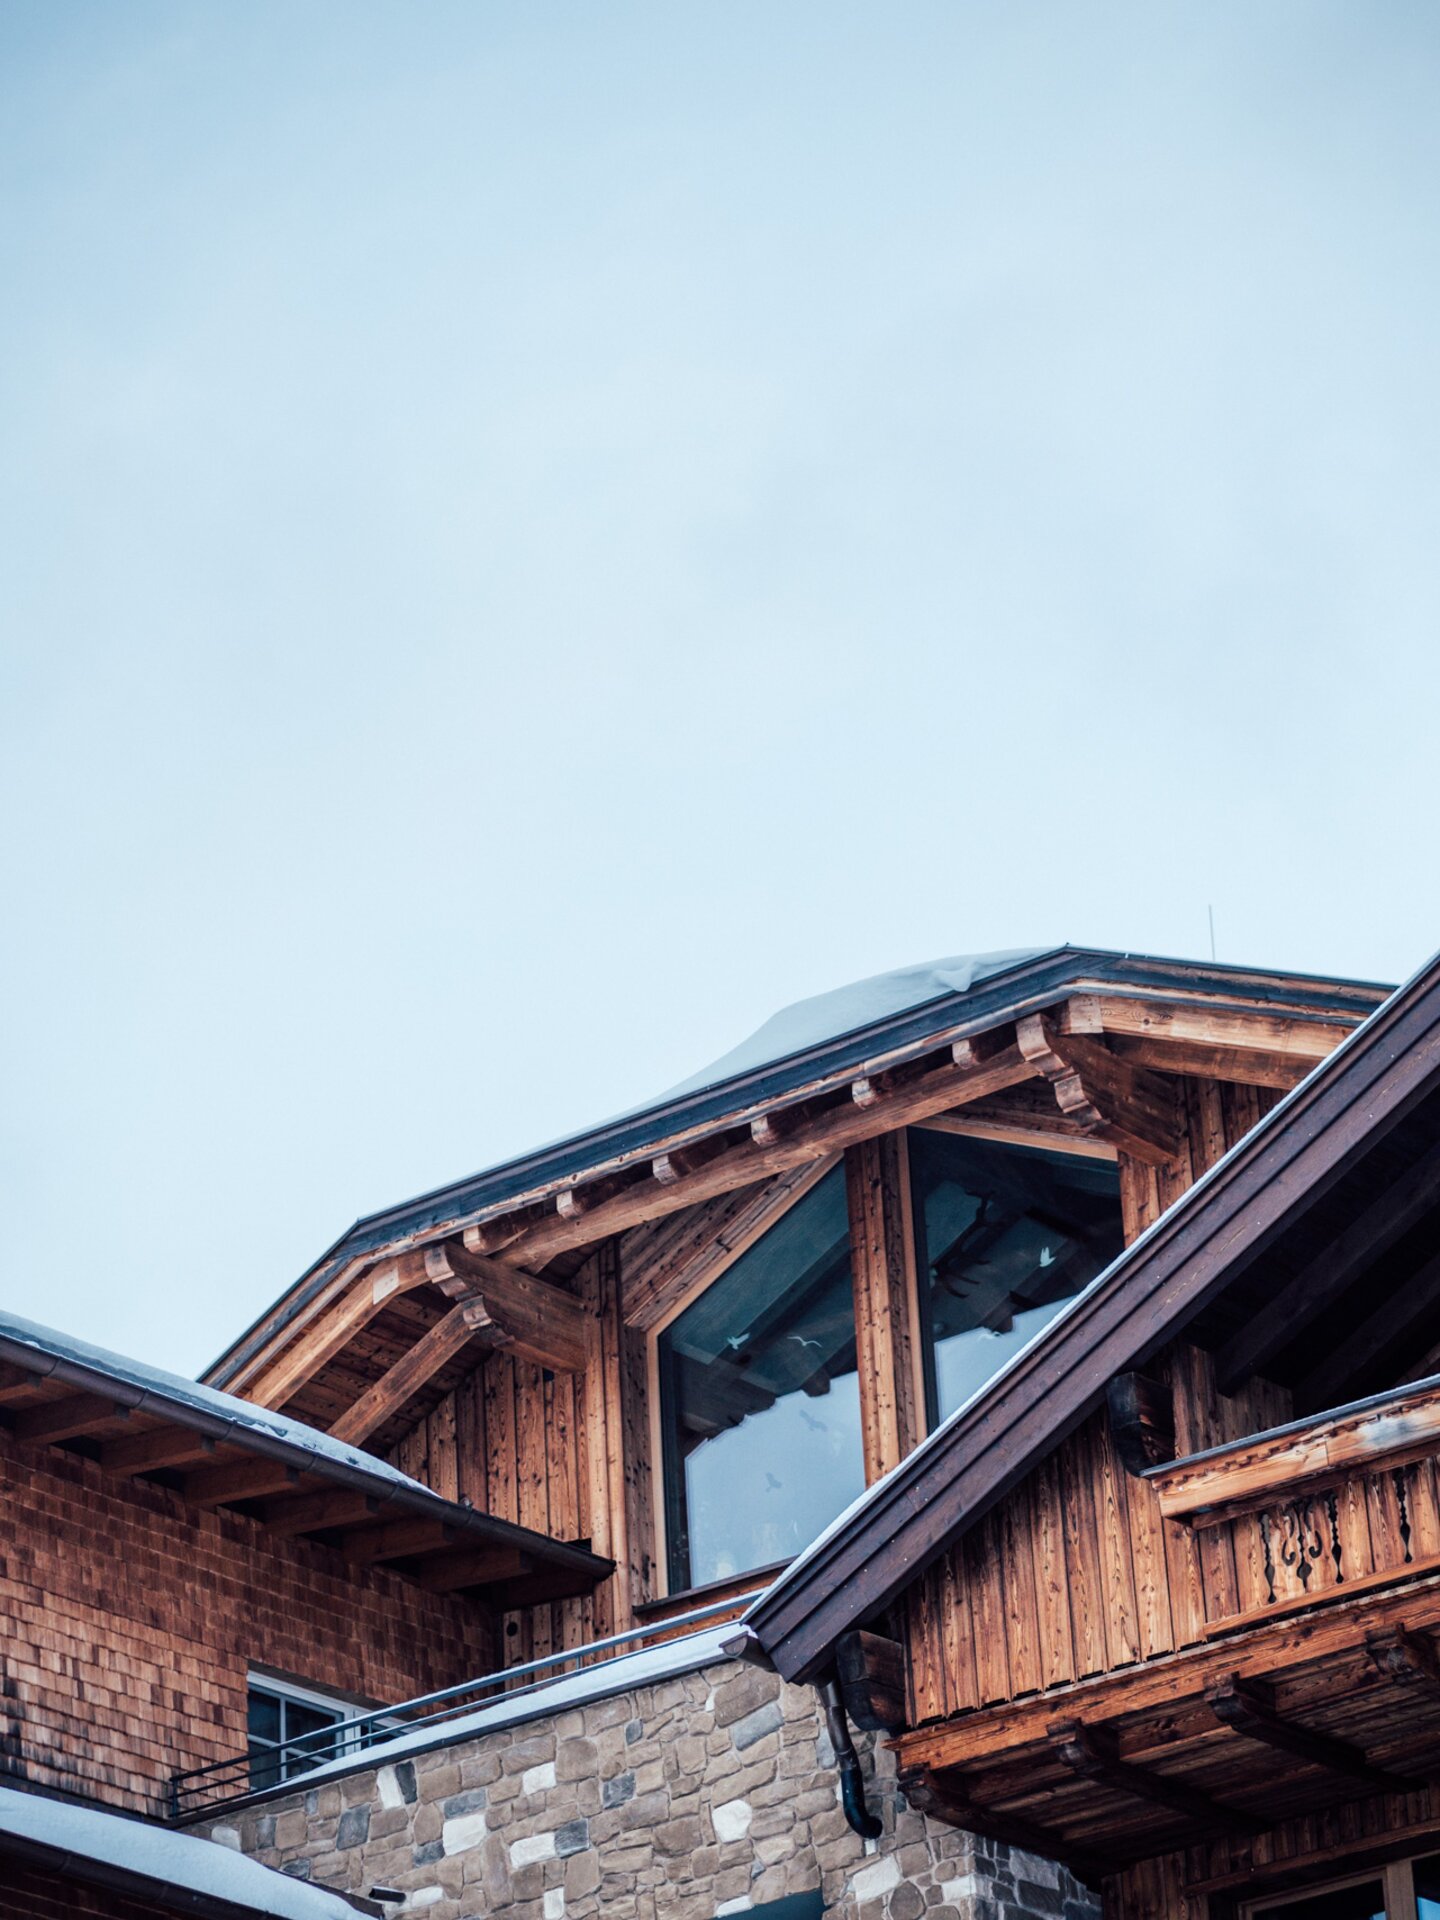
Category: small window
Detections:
[
  {"x1": 657, "y1": 1163, "x2": 863, "y2": 1593},
  {"x1": 246, "y1": 1676, "x2": 354, "y2": 1791},
  {"x1": 908, "y1": 1129, "x2": 1124, "y2": 1427}
]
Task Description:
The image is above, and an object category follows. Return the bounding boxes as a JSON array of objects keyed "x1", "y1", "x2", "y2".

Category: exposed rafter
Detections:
[
  {"x1": 1049, "y1": 1720, "x2": 1263, "y2": 1833},
  {"x1": 422, "y1": 1245, "x2": 589, "y2": 1374},
  {"x1": 327, "y1": 1301, "x2": 493, "y2": 1447},
  {"x1": 898, "y1": 1763, "x2": 1107, "y2": 1886},
  {"x1": 1017, "y1": 1015, "x2": 1182, "y2": 1166},
  {"x1": 1215, "y1": 1136, "x2": 1440, "y2": 1392},
  {"x1": 1205, "y1": 1674, "x2": 1419, "y2": 1791}
]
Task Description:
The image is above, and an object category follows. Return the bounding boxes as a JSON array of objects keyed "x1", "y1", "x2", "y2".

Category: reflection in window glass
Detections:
[
  {"x1": 1254, "y1": 1883, "x2": 1386, "y2": 1920},
  {"x1": 908, "y1": 1130, "x2": 1124, "y2": 1425},
  {"x1": 1413, "y1": 1852, "x2": 1440, "y2": 1920},
  {"x1": 658, "y1": 1164, "x2": 862, "y2": 1593}
]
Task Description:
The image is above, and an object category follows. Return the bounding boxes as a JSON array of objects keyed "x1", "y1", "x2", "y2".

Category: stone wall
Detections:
[{"x1": 200, "y1": 1656, "x2": 1098, "y2": 1920}]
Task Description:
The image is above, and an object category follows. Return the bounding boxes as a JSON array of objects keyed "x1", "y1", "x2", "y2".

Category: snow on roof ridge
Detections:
[{"x1": 649, "y1": 947, "x2": 1054, "y2": 1107}]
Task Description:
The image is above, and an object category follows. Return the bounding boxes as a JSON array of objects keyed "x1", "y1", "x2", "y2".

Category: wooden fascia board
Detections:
[
  {"x1": 205, "y1": 950, "x2": 1386, "y2": 1392},
  {"x1": 746, "y1": 953, "x2": 1440, "y2": 1681}
]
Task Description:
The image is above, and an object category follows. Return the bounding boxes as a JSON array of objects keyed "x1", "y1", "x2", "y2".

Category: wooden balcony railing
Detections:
[{"x1": 1148, "y1": 1373, "x2": 1440, "y2": 1636}]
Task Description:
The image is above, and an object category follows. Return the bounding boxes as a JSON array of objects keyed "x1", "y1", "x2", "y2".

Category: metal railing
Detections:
[{"x1": 168, "y1": 1589, "x2": 763, "y2": 1817}]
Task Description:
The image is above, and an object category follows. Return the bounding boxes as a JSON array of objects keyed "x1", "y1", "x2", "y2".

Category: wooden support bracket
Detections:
[
  {"x1": 1049, "y1": 1720, "x2": 1264, "y2": 1834},
  {"x1": 1206, "y1": 1674, "x2": 1419, "y2": 1791},
  {"x1": 1106, "y1": 1371, "x2": 1177, "y2": 1476},
  {"x1": 1018, "y1": 1015, "x2": 1181, "y2": 1167},
  {"x1": 1366, "y1": 1626, "x2": 1440, "y2": 1699},
  {"x1": 422, "y1": 1244, "x2": 590, "y2": 1374},
  {"x1": 835, "y1": 1630, "x2": 906, "y2": 1733}
]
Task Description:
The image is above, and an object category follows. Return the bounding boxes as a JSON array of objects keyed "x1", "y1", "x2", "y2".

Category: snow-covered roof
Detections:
[
  {"x1": 0, "y1": 1307, "x2": 433, "y2": 1498},
  {"x1": 0, "y1": 1784, "x2": 367, "y2": 1918},
  {"x1": 647, "y1": 949, "x2": 1049, "y2": 1105}
]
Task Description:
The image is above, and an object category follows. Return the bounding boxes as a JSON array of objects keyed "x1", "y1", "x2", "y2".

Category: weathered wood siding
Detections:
[
  {"x1": 907, "y1": 1077, "x2": 1287, "y2": 1724},
  {"x1": 388, "y1": 1247, "x2": 658, "y2": 1660}
]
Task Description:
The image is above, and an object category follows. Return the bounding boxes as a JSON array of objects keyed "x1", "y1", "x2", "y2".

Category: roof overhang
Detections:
[{"x1": 743, "y1": 945, "x2": 1440, "y2": 1681}]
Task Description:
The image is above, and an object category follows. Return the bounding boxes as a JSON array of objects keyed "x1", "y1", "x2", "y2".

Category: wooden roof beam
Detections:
[
  {"x1": 498, "y1": 1040, "x2": 1039, "y2": 1267},
  {"x1": 14, "y1": 1393, "x2": 134, "y2": 1447},
  {"x1": 337, "y1": 1518, "x2": 460, "y2": 1564},
  {"x1": 1061, "y1": 993, "x2": 1358, "y2": 1063},
  {"x1": 1215, "y1": 1135, "x2": 1440, "y2": 1393},
  {"x1": 257, "y1": 1488, "x2": 384, "y2": 1537},
  {"x1": 1205, "y1": 1674, "x2": 1420, "y2": 1792},
  {"x1": 1297, "y1": 1245, "x2": 1440, "y2": 1411},
  {"x1": 100, "y1": 1425, "x2": 222, "y2": 1477},
  {"x1": 417, "y1": 1546, "x2": 529, "y2": 1593},
  {"x1": 328, "y1": 1300, "x2": 494, "y2": 1446},
  {"x1": 244, "y1": 1251, "x2": 436, "y2": 1412},
  {"x1": 898, "y1": 1764, "x2": 1108, "y2": 1888},
  {"x1": 1049, "y1": 1720, "x2": 1264, "y2": 1834},
  {"x1": 422, "y1": 1246, "x2": 589, "y2": 1374},
  {"x1": 182, "y1": 1458, "x2": 305, "y2": 1508},
  {"x1": 1017, "y1": 1015, "x2": 1181, "y2": 1167},
  {"x1": 1366, "y1": 1627, "x2": 1440, "y2": 1699}
]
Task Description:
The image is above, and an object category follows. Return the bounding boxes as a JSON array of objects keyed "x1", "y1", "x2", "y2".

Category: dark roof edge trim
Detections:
[{"x1": 745, "y1": 945, "x2": 1440, "y2": 1681}]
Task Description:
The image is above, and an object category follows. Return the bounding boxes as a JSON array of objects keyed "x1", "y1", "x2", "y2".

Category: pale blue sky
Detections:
[{"x1": 3, "y1": 3, "x2": 1439, "y2": 1374}]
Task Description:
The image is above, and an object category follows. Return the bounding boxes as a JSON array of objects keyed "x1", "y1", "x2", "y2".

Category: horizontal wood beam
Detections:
[
  {"x1": 328, "y1": 1302, "x2": 492, "y2": 1447},
  {"x1": 1205, "y1": 1674, "x2": 1418, "y2": 1791},
  {"x1": 245, "y1": 1252, "x2": 435, "y2": 1412},
  {"x1": 425, "y1": 1246, "x2": 589, "y2": 1374},
  {"x1": 1106, "y1": 1033, "x2": 1311, "y2": 1092},
  {"x1": 1151, "y1": 1376, "x2": 1440, "y2": 1527},
  {"x1": 1061, "y1": 994, "x2": 1357, "y2": 1064},
  {"x1": 14, "y1": 1393, "x2": 133, "y2": 1447},
  {"x1": 0, "y1": 1363, "x2": 45, "y2": 1405},
  {"x1": 1366, "y1": 1626, "x2": 1440, "y2": 1698},
  {"x1": 100, "y1": 1425, "x2": 221, "y2": 1477},
  {"x1": 835, "y1": 1630, "x2": 906, "y2": 1734},
  {"x1": 898, "y1": 1765, "x2": 1108, "y2": 1887},
  {"x1": 182, "y1": 1458, "x2": 305, "y2": 1508},
  {"x1": 896, "y1": 1574, "x2": 1440, "y2": 1776},
  {"x1": 1049, "y1": 1719, "x2": 1263, "y2": 1834},
  {"x1": 337, "y1": 1518, "x2": 460, "y2": 1564},
  {"x1": 417, "y1": 1546, "x2": 530, "y2": 1593},
  {"x1": 1018, "y1": 1017, "x2": 1181, "y2": 1167},
  {"x1": 497, "y1": 1040, "x2": 1039, "y2": 1267},
  {"x1": 1215, "y1": 1135, "x2": 1440, "y2": 1393},
  {"x1": 257, "y1": 1488, "x2": 384, "y2": 1537}
]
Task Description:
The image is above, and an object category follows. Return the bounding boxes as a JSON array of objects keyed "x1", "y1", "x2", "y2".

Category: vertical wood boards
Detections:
[
  {"x1": 905, "y1": 1078, "x2": 1295, "y2": 1723},
  {"x1": 846, "y1": 1132, "x2": 924, "y2": 1484}
]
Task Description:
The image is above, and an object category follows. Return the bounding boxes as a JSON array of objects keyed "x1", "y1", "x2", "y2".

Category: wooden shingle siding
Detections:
[{"x1": 0, "y1": 1430, "x2": 491, "y2": 1816}]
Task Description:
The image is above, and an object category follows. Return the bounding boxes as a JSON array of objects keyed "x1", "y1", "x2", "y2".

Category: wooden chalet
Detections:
[
  {"x1": 201, "y1": 946, "x2": 1387, "y2": 1676},
  {"x1": 745, "y1": 945, "x2": 1440, "y2": 1920}
]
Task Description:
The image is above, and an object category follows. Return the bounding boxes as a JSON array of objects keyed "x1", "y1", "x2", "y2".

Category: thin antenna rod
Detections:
[{"x1": 1208, "y1": 906, "x2": 1217, "y2": 963}]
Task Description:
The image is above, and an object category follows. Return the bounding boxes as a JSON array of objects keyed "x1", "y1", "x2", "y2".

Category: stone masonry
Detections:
[{"x1": 200, "y1": 1656, "x2": 1097, "y2": 1920}]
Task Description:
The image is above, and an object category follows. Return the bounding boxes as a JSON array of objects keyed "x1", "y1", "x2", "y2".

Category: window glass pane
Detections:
[
  {"x1": 1413, "y1": 1851, "x2": 1440, "y2": 1920},
  {"x1": 246, "y1": 1688, "x2": 281, "y2": 1744},
  {"x1": 658, "y1": 1164, "x2": 861, "y2": 1592},
  {"x1": 1254, "y1": 1882, "x2": 1385, "y2": 1920},
  {"x1": 285, "y1": 1698, "x2": 343, "y2": 1764},
  {"x1": 909, "y1": 1131, "x2": 1124, "y2": 1424},
  {"x1": 247, "y1": 1740, "x2": 282, "y2": 1792}
]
